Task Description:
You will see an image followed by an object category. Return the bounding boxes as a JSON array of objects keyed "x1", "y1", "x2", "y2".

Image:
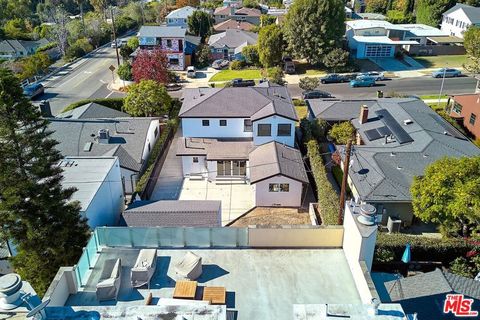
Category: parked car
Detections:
[
  {"x1": 212, "y1": 59, "x2": 229, "y2": 70},
  {"x1": 320, "y1": 74, "x2": 347, "y2": 84},
  {"x1": 361, "y1": 71, "x2": 385, "y2": 81},
  {"x1": 166, "y1": 83, "x2": 182, "y2": 91},
  {"x1": 231, "y1": 78, "x2": 255, "y2": 87},
  {"x1": 187, "y1": 66, "x2": 196, "y2": 78},
  {"x1": 111, "y1": 39, "x2": 122, "y2": 48},
  {"x1": 302, "y1": 90, "x2": 333, "y2": 99},
  {"x1": 431, "y1": 68, "x2": 461, "y2": 78},
  {"x1": 283, "y1": 56, "x2": 295, "y2": 74},
  {"x1": 350, "y1": 76, "x2": 376, "y2": 88},
  {"x1": 23, "y1": 83, "x2": 45, "y2": 99}
]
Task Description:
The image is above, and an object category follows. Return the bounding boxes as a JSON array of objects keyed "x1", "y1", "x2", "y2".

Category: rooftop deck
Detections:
[{"x1": 66, "y1": 247, "x2": 361, "y2": 320}]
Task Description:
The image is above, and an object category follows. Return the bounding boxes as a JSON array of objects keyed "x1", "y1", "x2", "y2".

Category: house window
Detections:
[
  {"x1": 277, "y1": 124, "x2": 291, "y2": 136},
  {"x1": 193, "y1": 157, "x2": 199, "y2": 163},
  {"x1": 244, "y1": 119, "x2": 252, "y2": 132},
  {"x1": 202, "y1": 120, "x2": 210, "y2": 126},
  {"x1": 452, "y1": 103, "x2": 462, "y2": 114},
  {"x1": 169, "y1": 58, "x2": 179, "y2": 65},
  {"x1": 257, "y1": 124, "x2": 271, "y2": 136},
  {"x1": 469, "y1": 113, "x2": 476, "y2": 125},
  {"x1": 166, "y1": 39, "x2": 172, "y2": 48},
  {"x1": 269, "y1": 183, "x2": 290, "y2": 192},
  {"x1": 220, "y1": 119, "x2": 227, "y2": 126}
]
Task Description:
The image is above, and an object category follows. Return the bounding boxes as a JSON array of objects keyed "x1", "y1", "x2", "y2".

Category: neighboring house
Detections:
[
  {"x1": 223, "y1": 0, "x2": 242, "y2": 7},
  {"x1": 345, "y1": 20, "x2": 464, "y2": 58},
  {"x1": 384, "y1": 269, "x2": 480, "y2": 320},
  {"x1": 0, "y1": 38, "x2": 49, "y2": 59},
  {"x1": 166, "y1": 6, "x2": 197, "y2": 28},
  {"x1": 441, "y1": 3, "x2": 480, "y2": 39},
  {"x1": 48, "y1": 117, "x2": 161, "y2": 194},
  {"x1": 307, "y1": 98, "x2": 480, "y2": 226},
  {"x1": 177, "y1": 83, "x2": 308, "y2": 207},
  {"x1": 55, "y1": 103, "x2": 130, "y2": 119},
  {"x1": 213, "y1": 6, "x2": 261, "y2": 25},
  {"x1": 208, "y1": 29, "x2": 258, "y2": 60},
  {"x1": 59, "y1": 156, "x2": 124, "y2": 228},
  {"x1": 135, "y1": 26, "x2": 201, "y2": 70},
  {"x1": 122, "y1": 200, "x2": 222, "y2": 227},
  {"x1": 352, "y1": 12, "x2": 387, "y2": 20},
  {"x1": 450, "y1": 93, "x2": 480, "y2": 139},
  {"x1": 213, "y1": 19, "x2": 255, "y2": 32}
]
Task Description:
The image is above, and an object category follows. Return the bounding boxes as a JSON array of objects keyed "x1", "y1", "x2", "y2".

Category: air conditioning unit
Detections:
[
  {"x1": 387, "y1": 216, "x2": 402, "y2": 233},
  {"x1": 98, "y1": 129, "x2": 110, "y2": 144}
]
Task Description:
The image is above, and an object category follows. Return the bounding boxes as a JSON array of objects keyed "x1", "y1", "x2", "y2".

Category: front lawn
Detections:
[
  {"x1": 294, "y1": 61, "x2": 326, "y2": 75},
  {"x1": 414, "y1": 55, "x2": 468, "y2": 69},
  {"x1": 209, "y1": 69, "x2": 263, "y2": 82}
]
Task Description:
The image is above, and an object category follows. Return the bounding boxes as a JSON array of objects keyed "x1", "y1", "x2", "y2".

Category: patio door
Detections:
[{"x1": 217, "y1": 160, "x2": 246, "y2": 176}]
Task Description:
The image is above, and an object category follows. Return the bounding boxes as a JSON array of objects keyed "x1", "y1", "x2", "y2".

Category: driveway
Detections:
[
  {"x1": 179, "y1": 179, "x2": 255, "y2": 225},
  {"x1": 368, "y1": 57, "x2": 425, "y2": 72},
  {"x1": 150, "y1": 129, "x2": 184, "y2": 201}
]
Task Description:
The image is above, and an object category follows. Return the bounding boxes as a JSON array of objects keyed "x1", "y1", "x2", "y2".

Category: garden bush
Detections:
[{"x1": 230, "y1": 60, "x2": 246, "y2": 70}]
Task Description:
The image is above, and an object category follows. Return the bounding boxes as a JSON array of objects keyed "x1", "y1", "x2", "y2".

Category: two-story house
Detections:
[
  {"x1": 208, "y1": 29, "x2": 258, "y2": 60},
  {"x1": 166, "y1": 6, "x2": 197, "y2": 29},
  {"x1": 213, "y1": 6, "x2": 261, "y2": 26},
  {"x1": 177, "y1": 83, "x2": 309, "y2": 207},
  {"x1": 441, "y1": 3, "x2": 480, "y2": 39},
  {"x1": 135, "y1": 26, "x2": 200, "y2": 70}
]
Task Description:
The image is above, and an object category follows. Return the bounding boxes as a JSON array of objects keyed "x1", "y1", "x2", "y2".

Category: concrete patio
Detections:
[
  {"x1": 179, "y1": 179, "x2": 255, "y2": 225},
  {"x1": 66, "y1": 247, "x2": 362, "y2": 320}
]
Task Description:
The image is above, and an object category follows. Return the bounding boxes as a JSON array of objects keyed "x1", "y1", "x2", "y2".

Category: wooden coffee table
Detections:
[
  {"x1": 202, "y1": 286, "x2": 226, "y2": 305},
  {"x1": 173, "y1": 280, "x2": 197, "y2": 299}
]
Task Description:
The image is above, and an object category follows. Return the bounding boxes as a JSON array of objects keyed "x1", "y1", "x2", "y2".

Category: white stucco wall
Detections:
[
  {"x1": 253, "y1": 116, "x2": 296, "y2": 147},
  {"x1": 83, "y1": 158, "x2": 124, "y2": 228},
  {"x1": 181, "y1": 118, "x2": 253, "y2": 138},
  {"x1": 141, "y1": 119, "x2": 161, "y2": 163},
  {"x1": 441, "y1": 9, "x2": 471, "y2": 38},
  {"x1": 181, "y1": 155, "x2": 208, "y2": 177},
  {"x1": 254, "y1": 175, "x2": 303, "y2": 207}
]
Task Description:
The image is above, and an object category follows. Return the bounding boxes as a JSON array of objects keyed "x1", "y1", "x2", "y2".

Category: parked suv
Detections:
[
  {"x1": 320, "y1": 73, "x2": 347, "y2": 84},
  {"x1": 283, "y1": 56, "x2": 295, "y2": 74},
  {"x1": 302, "y1": 90, "x2": 333, "y2": 99},
  {"x1": 23, "y1": 83, "x2": 45, "y2": 99},
  {"x1": 350, "y1": 76, "x2": 376, "y2": 88}
]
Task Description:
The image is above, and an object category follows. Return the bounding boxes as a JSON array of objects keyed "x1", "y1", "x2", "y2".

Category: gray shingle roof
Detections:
[
  {"x1": 0, "y1": 39, "x2": 49, "y2": 54},
  {"x1": 176, "y1": 137, "x2": 254, "y2": 160},
  {"x1": 123, "y1": 200, "x2": 221, "y2": 227},
  {"x1": 386, "y1": 269, "x2": 480, "y2": 302},
  {"x1": 208, "y1": 29, "x2": 258, "y2": 49},
  {"x1": 443, "y1": 3, "x2": 480, "y2": 23},
  {"x1": 179, "y1": 85, "x2": 297, "y2": 121},
  {"x1": 307, "y1": 99, "x2": 377, "y2": 121},
  {"x1": 56, "y1": 103, "x2": 130, "y2": 119},
  {"x1": 48, "y1": 117, "x2": 158, "y2": 172},
  {"x1": 138, "y1": 26, "x2": 186, "y2": 38},
  {"x1": 333, "y1": 98, "x2": 480, "y2": 202},
  {"x1": 249, "y1": 141, "x2": 308, "y2": 184}
]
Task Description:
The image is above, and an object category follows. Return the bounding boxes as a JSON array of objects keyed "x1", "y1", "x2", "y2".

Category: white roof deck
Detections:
[{"x1": 353, "y1": 36, "x2": 419, "y2": 45}]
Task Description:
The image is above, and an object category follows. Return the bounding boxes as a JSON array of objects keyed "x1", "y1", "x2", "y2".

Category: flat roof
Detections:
[
  {"x1": 66, "y1": 248, "x2": 362, "y2": 319},
  {"x1": 59, "y1": 157, "x2": 119, "y2": 211},
  {"x1": 397, "y1": 24, "x2": 448, "y2": 37},
  {"x1": 427, "y1": 35, "x2": 464, "y2": 43},
  {"x1": 353, "y1": 36, "x2": 419, "y2": 45},
  {"x1": 293, "y1": 304, "x2": 406, "y2": 319}
]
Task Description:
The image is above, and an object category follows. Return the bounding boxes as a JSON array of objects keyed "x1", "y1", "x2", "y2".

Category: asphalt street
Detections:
[
  {"x1": 38, "y1": 46, "x2": 125, "y2": 115},
  {"x1": 287, "y1": 76, "x2": 478, "y2": 99}
]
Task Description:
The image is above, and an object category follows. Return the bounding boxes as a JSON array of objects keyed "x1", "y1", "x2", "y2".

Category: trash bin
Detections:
[{"x1": 377, "y1": 90, "x2": 384, "y2": 98}]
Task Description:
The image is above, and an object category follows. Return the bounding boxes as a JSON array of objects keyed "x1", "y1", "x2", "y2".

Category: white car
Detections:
[
  {"x1": 361, "y1": 71, "x2": 385, "y2": 81},
  {"x1": 186, "y1": 66, "x2": 196, "y2": 78}
]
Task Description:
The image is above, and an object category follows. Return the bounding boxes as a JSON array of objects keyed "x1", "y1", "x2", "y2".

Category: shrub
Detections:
[
  {"x1": 230, "y1": 60, "x2": 246, "y2": 70},
  {"x1": 374, "y1": 248, "x2": 395, "y2": 263},
  {"x1": 36, "y1": 42, "x2": 57, "y2": 53},
  {"x1": 118, "y1": 62, "x2": 133, "y2": 81},
  {"x1": 328, "y1": 121, "x2": 356, "y2": 145},
  {"x1": 299, "y1": 77, "x2": 319, "y2": 92},
  {"x1": 242, "y1": 45, "x2": 259, "y2": 66},
  {"x1": 65, "y1": 38, "x2": 94, "y2": 61},
  {"x1": 449, "y1": 257, "x2": 477, "y2": 278},
  {"x1": 195, "y1": 44, "x2": 211, "y2": 68},
  {"x1": 293, "y1": 99, "x2": 306, "y2": 107},
  {"x1": 264, "y1": 66, "x2": 285, "y2": 85},
  {"x1": 62, "y1": 98, "x2": 125, "y2": 113}
]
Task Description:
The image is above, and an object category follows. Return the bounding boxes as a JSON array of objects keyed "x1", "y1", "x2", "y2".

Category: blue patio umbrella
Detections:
[{"x1": 401, "y1": 243, "x2": 411, "y2": 263}]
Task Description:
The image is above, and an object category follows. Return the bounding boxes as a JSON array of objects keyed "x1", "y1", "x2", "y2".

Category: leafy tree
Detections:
[
  {"x1": 262, "y1": 66, "x2": 285, "y2": 85},
  {"x1": 328, "y1": 121, "x2": 355, "y2": 145},
  {"x1": 132, "y1": 49, "x2": 169, "y2": 83},
  {"x1": 230, "y1": 60, "x2": 245, "y2": 70},
  {"x1": 120, "y1": 45, "x2": 133, "y2": 61},
  {"x1": 463, "y1": 26, "x2": 480, "y2": 74},
  {"x1": 323, "y1": 48, "x2": 349, "y2": 72},
  {"x1": 0, "y1": 68, "x2": 89, "y2": 295},
  {"x1": 124, "y1": 79, "x2": 172, "y2": 117},
  {"x1": 242, "y1": 44, "x2": 259, "y2": 66},
  {"x1": 260, "y1": 14, "x2": 276, "y2": 27},
  {"x1": 65, "y1": 37, "x2": 93, "y2": 60},
  {"x1": 283, "y1": 0, "x2": 345, "y2": 65},
  {"x1": 19, "y1": 52, "x2": 51, "y2": 80},
  {"x1": 450, "y1": 257, "x2": 477, "y2": 278},
  {"x1": 3, "y1": 18, "x2": 30, "y2": 39},
  {"x1": 299, "y1": 77, "x2": 319, "y2": 91},
  {"x1": 243, "y1": 0, "x2": 259, "y2": 8},
  {"x1": 176, "y1": 0, "x2": 200, "y2": 8},
  {"x1": 365, "y1": 0, "x2": 389, "y2": 13},
  {"x1": 416, "y1": 0, "x2": 452, "y2": 27},
  {"x1": 387, "y1": 10, "x2": 415, "y2": 24},
  {"x1": 411, "y1": 156, "x2": 480, "y2": 238},
  {"x1": 258, "y1": 24, "x2": 283, "y2": 68},
  {"x1": 118, "y1": 62, "x2": 133, "y2": 81},
  {"x1": 195, "y1": 43, "x2": 211, "y2": 68},
  {"x1": 187, "y1": 10, "x2": 212, "y2": 41}
]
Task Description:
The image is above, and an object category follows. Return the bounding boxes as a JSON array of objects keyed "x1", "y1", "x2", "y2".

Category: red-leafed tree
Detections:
[{"x1": 132, "y1": 48, "x2": 169, "y2": 83}]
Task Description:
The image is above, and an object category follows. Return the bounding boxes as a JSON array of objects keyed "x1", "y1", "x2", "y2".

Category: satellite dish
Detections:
[{"x1": 26, "y1": 299, "x2": 50, "y2": 319}]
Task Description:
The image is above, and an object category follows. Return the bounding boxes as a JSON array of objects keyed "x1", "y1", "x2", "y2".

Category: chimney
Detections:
[
  {"x1": 359, "y1": 105, "x2": 369, "y2": 124},
  {"x1": 356, "y1": 132, "x2": 363, "y2": 145},
  {"x1": 98, "y1": 129, "x2": 110, "y2": 144}
]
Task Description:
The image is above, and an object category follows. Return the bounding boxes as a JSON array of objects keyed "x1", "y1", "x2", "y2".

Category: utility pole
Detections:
[
  {"x1": 437, "y1": 66, "x2": 447, "y2": 107},
  {"x1": 338, "y1": 139, "x2": 353, "y2": 225},
  {"x1": 110, "y1": 6, "x2": 121, "y2": 68}
]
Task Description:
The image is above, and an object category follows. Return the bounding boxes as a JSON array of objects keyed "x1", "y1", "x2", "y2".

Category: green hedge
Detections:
[
  {"x1": 62, "y1": 98, "x2": 125, "y2": 113},
  {"x1": 306, "y1": 139, "x2": 340, "y2": 225},
  {"x1": 375, "y1": 232, "x2": 475, "y2": 265}
]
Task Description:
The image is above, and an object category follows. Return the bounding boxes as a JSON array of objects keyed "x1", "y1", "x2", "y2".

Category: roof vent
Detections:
[
  {"x1": 98, "y1": 129, "x2": 110, "y2": 144},
  {"x1": 356, "y1": 204, "x2": 377, "y2": 226},
  {"x1": 390, "y1": 152, "x2": 396, "y2": 157},
  {"x1": 83, "y1": 142, "x2": 93, "y2": 152},
  {"x1": 403, "y1": 119, "x2": 413, "y2": 125},
  {"x1": 397, "y1": 166, "x2": 402, "y2": 170},
  {"x1": 0, "y1": 273, "x2": 23, "y2": 310}
]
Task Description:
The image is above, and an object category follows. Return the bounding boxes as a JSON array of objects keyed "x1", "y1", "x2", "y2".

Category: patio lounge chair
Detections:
[
  {"x1": 96, "y1": 258, "x2": 122, "y2": 301},
  {"x1": 175, "y1": 251, "x2": 202, "y2": 280},
  {"x1": 131, "y1": 249, "x2": 157, "y2": 289}
]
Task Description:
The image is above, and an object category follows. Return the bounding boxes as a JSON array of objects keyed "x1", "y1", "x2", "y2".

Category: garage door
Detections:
[{"x1": 365, "y1": 45, "x2": 392, "y2": 57}]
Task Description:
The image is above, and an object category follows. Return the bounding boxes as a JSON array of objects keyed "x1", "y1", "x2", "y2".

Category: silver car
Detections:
[{"x1": 361, "y1": 71, "x2": 385, "y2": 81}]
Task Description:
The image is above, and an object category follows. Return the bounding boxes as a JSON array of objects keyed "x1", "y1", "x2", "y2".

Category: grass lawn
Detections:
[
  {"x1": 294, "y1": 61, "x2": 327, "y2": 75},
  {"x1": 419, "y1": 94, "x2": 448, "y2": 100},
  {"x1": 414, "y1": 55, "x2": 468, "y2": 69},
  {"x1": 209, "y1": 69, "x2": 262, "y2": 82}
]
